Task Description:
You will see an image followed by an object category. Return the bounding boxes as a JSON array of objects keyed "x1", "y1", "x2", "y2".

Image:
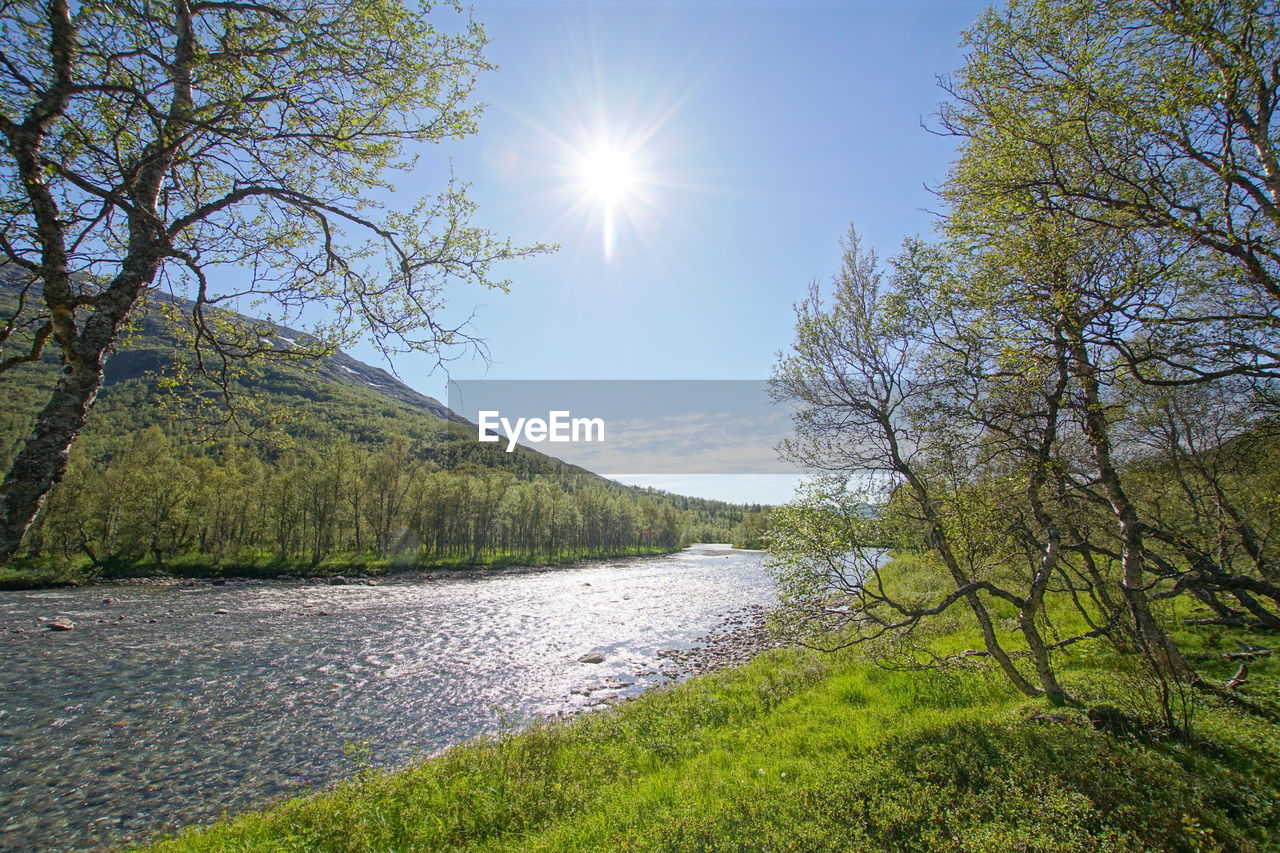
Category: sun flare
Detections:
[
  {"x1": 571, "y1": 141, "x2": 644, "y2": 259},
  {"x1": 578, "y1": 146, "x2": 637, "y2": 205}
]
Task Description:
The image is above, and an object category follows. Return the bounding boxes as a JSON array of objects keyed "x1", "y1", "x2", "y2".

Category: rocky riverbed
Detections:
[
  {"x1": 661, "y1": 604, "x2": 788, "y2": 676},
  {"x1": 563, "y1": 604, "x2": 788, "y2": 710},
  {"x1": 0, "y1": 545, "x2": 777, "y2": 851}
]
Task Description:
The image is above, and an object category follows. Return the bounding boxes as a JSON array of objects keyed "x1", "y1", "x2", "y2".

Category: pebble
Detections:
[{"x1": 658, "y1": 605, "x2": 786, "y2": 678}]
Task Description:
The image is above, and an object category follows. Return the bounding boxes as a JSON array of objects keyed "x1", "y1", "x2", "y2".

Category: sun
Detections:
[
  {"x1": 493, "y1": 47, "x2": 695, "y2": 265},
  {"x1": 578, "y1": 146, "x2": 637, "y2": 205},
  {"x1": 571, "y1": 140, "x2": 644, "y2": 259}
]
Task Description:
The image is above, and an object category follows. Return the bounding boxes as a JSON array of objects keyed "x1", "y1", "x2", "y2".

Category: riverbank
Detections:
[
  {"x1": 2, "y1": 547, "x2": 778, "y2": 850},
  {"x1": 138, "y1": 611, "x2": 1280, "y2": 851},
  {"x1": 562, "y1": 605, "x2": 791, "y2": 712},
  {"x1": 0, "y1": 545, "x2": 682, "y2": 591}
]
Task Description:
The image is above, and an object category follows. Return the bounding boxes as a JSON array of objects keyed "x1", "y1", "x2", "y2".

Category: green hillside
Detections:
[{"x1": 0, "y1": 279, "x2": 761, "y2": 586}]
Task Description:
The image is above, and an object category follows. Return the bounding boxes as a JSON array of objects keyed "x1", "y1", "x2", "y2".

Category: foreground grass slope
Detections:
[{"x1": 141, "y1": 606, "x2": 1280, "y2": 852}]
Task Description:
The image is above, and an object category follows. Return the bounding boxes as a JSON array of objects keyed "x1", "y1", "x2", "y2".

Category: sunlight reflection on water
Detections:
[{"x1": 0, "y1": 546, "x2": 772, "y2": 851}]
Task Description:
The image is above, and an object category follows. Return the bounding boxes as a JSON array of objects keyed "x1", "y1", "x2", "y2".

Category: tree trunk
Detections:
[
  {"x1": 1022, "y1": 612, "x2": 1068, "y2": 705},
  {"x1": 886, "y1": 417, "x2": 1041, "y2": 698},
  {"x1": 1064, "y1": 327, "x2": 1192, "y2": 681},
  {"x1": 0, "y1": 274, "x2": 151, "y2": 561},
  {"x1": 0, "y1": 356, "x2": 108, "y2": 559}
]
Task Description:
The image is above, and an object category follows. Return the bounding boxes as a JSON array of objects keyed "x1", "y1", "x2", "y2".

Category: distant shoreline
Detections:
[{"x1": 0, "y1": 545, "x2": 685, "y2": 592}]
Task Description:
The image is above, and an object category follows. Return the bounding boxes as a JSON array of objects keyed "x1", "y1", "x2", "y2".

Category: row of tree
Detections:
[
  {"x1": 24, "y1": 427, "x2": 750, "y2": 570},
  {"x1": 768, "y1": 0, "x2": 1279, "y2": 722}
]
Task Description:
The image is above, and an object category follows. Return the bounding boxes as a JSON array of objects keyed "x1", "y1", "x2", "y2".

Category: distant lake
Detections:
[{"x1": 0, "y1": 546, "x2": 774, "y2": 851}]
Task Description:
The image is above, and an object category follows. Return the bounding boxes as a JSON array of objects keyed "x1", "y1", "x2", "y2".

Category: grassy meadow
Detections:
[{"x1": 139, "y1": 556, "x2": 1280, "y2": 853}]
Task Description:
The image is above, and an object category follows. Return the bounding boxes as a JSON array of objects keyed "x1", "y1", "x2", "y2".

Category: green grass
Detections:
[
  {"x1": 0, "y1": 545, "x2": 680, "y2": 590},
  {"x1": 139, "y1": 610, "x2": 1280, "y2": 852},
  {"x1": 0, "y1": 557, "x2": 90, "y2": 589}
]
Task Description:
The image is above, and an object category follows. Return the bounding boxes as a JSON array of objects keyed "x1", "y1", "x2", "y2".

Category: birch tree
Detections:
[{"x1": 0, "y1": 0, "x2": 546, "y2": 559}]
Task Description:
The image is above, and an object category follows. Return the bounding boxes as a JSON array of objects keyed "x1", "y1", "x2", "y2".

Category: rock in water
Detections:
[
  {"x1": 577, "y1": 652, "x2": 606, "y2": 664},
  {"x1": 48, "y1": 618, "x2": 75, "y2": 631}
]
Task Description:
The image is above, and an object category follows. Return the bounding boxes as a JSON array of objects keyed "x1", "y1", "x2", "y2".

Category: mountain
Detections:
[
  {"x1": 98, "y1": 286, "x2": 467, "y2": 426},
  {"x1": 0, "y1": 274, "x2": 762, "y2": 580},
  {"x1": 0, "y1": 272, "x2": 609, "y2": 486}
]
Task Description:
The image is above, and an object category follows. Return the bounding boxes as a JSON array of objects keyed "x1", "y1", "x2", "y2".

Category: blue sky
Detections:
[{"x1": 345, "y1": 0, "x2": 987, "y2": 502}]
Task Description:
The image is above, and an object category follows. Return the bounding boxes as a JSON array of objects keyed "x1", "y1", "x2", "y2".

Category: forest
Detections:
[
  {"x1": 0, "y1": 286, "x2": 762, "y2": 581},
  {"x1": 29, "y1": 427, "x2": 724, "y2": 573}
]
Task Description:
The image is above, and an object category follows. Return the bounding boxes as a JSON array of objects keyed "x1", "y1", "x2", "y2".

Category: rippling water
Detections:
[{"x1": 0, "y1": 545, "x2": 773, "y2": 851}]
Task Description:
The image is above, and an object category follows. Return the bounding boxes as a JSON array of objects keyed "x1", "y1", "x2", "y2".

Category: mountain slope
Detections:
[
  {"x1": 0, "y1": 276, "x2": 762, "y2": 580},
  {"x1": 0, "y1": 275, "x2": 620, "y2": 488}
]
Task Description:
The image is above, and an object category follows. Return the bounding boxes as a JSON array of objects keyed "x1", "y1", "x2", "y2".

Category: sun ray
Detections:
[
  {"x1": 573, "y1": 139, "x2": 641, "y2": 258},
  {"x1": 482, "y1": 27, "x2": 722, "y2": 266}
]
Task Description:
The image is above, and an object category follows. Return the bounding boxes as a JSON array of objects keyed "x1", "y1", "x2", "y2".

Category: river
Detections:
[{"x1": 0, "y1": 545, "x2": 774, "y2": 851}]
